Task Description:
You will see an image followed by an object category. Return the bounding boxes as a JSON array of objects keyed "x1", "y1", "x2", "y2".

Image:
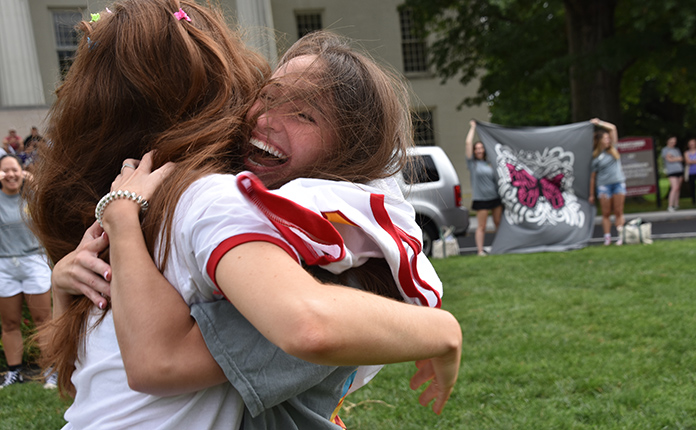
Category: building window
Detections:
[
  {"x1": 412, "y1": 110, "x2": 435, "y2": 146},
  {"x1": 399, "y1": 8, "x2": 428, "y2": 73},
  {"x1": 295, "y1": 12, "x2": 323, "y2": 39},
  {"x1": 53, "y1": 11, "x2": 82, "y2": 79}
]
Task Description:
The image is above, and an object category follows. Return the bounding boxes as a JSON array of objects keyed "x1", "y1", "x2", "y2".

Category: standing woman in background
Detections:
[
  {"x1": 662, "y1": 136, "x2": 684, "y2": 212},
  {"x1": 589, "y1": 118, "x2": 626, "y2": 246},
  {"x1": 684, "y1": 138, "x2": 696, "y2": 206},
  {"x1": 0, "y1": 155, "x2": 53, "y2": 388},
  {"x1": 465, "y1": 120, "x2": 502, "y2": 256}
]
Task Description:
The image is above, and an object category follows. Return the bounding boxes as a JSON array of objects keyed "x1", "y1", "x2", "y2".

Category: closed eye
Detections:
[{"x1": 298, "y1": 112, "x2": 316, "y2": 123}]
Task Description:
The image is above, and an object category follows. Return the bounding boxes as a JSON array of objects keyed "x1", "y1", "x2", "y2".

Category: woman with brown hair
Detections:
[
  {"x1": 31, "y1": 2, "x2": 460, "y2": 428},
  {"x1": 589, "y1": 118, "x2": 625, "y2": 245},
  {"x1": 0, "y1": 155, "x2": 52, "y2": 389}
]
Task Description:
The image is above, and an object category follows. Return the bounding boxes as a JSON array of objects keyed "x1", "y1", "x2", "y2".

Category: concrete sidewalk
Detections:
[{"x1": 468, "y1": 207, "x2": 696, "y2": 233}]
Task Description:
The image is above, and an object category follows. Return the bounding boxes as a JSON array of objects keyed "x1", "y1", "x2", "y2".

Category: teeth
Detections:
[{"x1": 250, "y1": 138, "x2": 287, "y2": 159}]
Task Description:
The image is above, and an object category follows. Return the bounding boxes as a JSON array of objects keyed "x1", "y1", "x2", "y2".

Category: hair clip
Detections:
[
  {"x1": 106, "y1": 7, "x2": 112, "y2": 14},
  {"x1": 174, "y1": 8, "x2": 191, "y2": 22},
  {"x1": 90, "y1": 13, "x2": 100, "y2": 22}
]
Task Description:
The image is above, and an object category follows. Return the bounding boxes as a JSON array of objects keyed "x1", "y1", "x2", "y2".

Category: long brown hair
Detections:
[
  {"x1": 256, "y1": 31, "x2": 414, "y2": 188},
  {"x1": 264, "y1": 31, "x2": 415, "y2": 301},
  {"x1": 592, "y1": 130, "x2": 620, "y2": 159},
  {"x1": 27, "y1": 0, "x2": 269, "y2": 396}
]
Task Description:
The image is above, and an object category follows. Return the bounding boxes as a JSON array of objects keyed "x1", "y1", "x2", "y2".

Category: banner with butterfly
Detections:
[{"x1": 475, "y1": 120, "x2": 596, "y2": 254}]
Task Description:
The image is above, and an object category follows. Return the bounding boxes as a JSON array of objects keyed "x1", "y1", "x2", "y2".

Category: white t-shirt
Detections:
[
  {"x1": 64, "y1": 172, "x2": 442, "y2": 429},
  {"x1": 175, "y1": 173, "x2": 441, "y2": 308}
]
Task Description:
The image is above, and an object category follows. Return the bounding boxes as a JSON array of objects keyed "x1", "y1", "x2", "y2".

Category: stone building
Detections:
[{"x1": 1, "y1": 0, "x2": 488, "y2": 202}]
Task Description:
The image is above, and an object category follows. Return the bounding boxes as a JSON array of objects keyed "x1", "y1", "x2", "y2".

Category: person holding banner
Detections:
[
  {"x1": 684, "y1": 138, "x2": 696, "y2": 206},
  {"x1": 589, "y1": 119, "x2": 626, "y2": 246},
  {"x1": 465, "y1": 120, "x2": 502, "y2": 256},
  {"x1": 662, "y1": 136, "x2": 684, "y2": 212}
]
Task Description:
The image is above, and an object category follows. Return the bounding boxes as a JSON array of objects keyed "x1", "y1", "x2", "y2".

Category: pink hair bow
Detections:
[{"x1": 174, "y1": 8, "x2": 191, "y2": 22}]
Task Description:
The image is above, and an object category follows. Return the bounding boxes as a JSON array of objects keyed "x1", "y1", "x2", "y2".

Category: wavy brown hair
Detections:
[
  {"x1": 26, "y1": 0, "x2": 269, "y2": 396},
  {"x1": 257, "y1": 31, "x2": 414, "y2": 188},
  {"x1": 593, "y1": 130, "x2": 620, "y2": 159},
  {"x1": 256, "y1": 31, "x2": 415, "y2": 301}
]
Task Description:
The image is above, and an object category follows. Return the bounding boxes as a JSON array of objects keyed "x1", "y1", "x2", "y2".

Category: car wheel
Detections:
[{"x1": 418, "y1": 218, "x2": 439, "y2": 257}]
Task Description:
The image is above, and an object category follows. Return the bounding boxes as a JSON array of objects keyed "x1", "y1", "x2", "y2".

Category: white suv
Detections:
[{"x1": 395, "y1": 146, "x2": 469, "y2": 256}]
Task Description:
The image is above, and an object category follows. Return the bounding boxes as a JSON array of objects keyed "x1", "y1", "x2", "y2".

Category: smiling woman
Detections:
[
  {"x1": 0, "y1": 155, "x2": 53, "y2": 389},
  {"x1": 245, "y1": 55, "x2": 337, "y2": 187}
]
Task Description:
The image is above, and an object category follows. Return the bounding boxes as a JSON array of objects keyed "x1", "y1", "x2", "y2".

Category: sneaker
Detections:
[
  {"x1": 615, "y1": 237, "x2": 623, "y2": 246},
  {"x1": 604, "y1": 235, "x2": 611, "y2": 246},
  {"x1": 0, "y1": 369, "x2": 24, "y2": 388},
  {"x1": 668, "y1": 206, "x2": 676, "y2": 212},
  {"x1": 43, "y1": 369, "x2": 58, "y2": 389},
  {"x1": 477, "y1": 251, "x2": 487, "y2": 256}
]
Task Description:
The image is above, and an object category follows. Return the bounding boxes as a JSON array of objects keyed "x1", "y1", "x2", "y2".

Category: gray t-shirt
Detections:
[
  {"x1": 0, "y1": 191, "x2": 40, "y2": 257},
  {"x1": 191, "y1": 300, "x2": 351, "y2": 430},
  {"x1": 190, "y1": 266, "x2": 368, "y2": 430},
  {"x1": 467, "y1": 158, "x2": 499, "y2": 201},
  {"x1": 661, "y1": 147, "x2": 684, "y2": 175},
  {"x1": 591, "y1": 152, "x2": 625, "y2": 186}
]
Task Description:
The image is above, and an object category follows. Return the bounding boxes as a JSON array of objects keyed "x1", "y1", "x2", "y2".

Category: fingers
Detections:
[
  {"x1": 52, "y1": 224, "x2": 113, "y2": 309},
  {"x1": 419, "y1": 381, "x2": 453, "y2": 415},
  {"x1": 409, "y1": 358, "x2": 456, "y2": 415},
  {"x1": 122, "y1": 158, "x2": 141, "y2": 170},
  {"x1": 156, "y1": 161, "x2": 176, "y2": 178},
  {"x1": 84, "y1": 221, "x2": 105, "y2": 240},
  {"x1": 410, "y1": 359, "x2": 433, "y2": 390}
]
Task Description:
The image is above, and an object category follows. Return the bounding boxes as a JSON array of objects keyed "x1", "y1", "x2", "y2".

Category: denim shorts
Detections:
[{"x1": 596, "y1": 182, "x2": 626, "y2": 199}]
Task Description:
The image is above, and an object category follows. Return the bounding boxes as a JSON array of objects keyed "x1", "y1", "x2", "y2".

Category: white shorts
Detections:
[{"x1": 0, "y1": 254, "x2": 52, "y2": 297}]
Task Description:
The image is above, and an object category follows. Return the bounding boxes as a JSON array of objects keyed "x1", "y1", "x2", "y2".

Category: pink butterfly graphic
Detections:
[{"x1": 506, "y1": 163, "x2": 565, "y2": 209}]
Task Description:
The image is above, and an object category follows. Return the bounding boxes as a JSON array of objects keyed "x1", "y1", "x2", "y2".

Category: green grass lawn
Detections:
[
  {"x1": 3, "y1": 239, "x2": 696, "y2": 429},
  {"x1": 343, "y1": 239, "x2": 696, "y2": 429}
]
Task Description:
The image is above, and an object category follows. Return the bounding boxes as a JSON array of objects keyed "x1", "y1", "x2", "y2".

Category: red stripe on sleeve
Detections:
[
  {"x1": 369, "y1": 194, "x2": 441, "y2": 308},
  {"x1": 237, "y1": 172, "x2": 346, "y2": 265},
  {"x1": 206, "y1": 233, "x2": 299, "y2": 297}
]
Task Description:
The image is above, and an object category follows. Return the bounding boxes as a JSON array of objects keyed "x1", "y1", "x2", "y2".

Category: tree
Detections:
[{"x1": 404, "y1": 0, "x2": 696, "y2": 141}]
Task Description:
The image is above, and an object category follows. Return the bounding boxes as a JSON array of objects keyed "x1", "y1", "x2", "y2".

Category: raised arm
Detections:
[
  {"x1": 465, "y1": 120, "x2": 476, "y2": 159},
  {"x1": 590, "y1": 118, "x2": 618, "y2": 145}
]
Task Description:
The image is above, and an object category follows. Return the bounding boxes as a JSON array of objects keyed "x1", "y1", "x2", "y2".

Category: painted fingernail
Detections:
[
  {"x1": 103, "y1": 271, "x2": 110, "y2": 281},
  {"x1": 98, "y1": 301, "x2": 105, "y2": 310}
]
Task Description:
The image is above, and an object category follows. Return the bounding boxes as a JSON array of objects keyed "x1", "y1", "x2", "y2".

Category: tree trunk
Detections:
[{"x1": 564, "y1": 0, "x2": 622, "y2": 132}]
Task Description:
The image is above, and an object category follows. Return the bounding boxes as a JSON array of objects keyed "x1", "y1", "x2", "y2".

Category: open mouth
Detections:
[{"x1": 247, "y1": 138, "x2": 288, "y2": 167}]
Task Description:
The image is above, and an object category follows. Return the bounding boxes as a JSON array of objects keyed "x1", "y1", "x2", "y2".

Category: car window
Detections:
[{"x1": 403, "y1": 154, "x2": 440, "y2": 184}]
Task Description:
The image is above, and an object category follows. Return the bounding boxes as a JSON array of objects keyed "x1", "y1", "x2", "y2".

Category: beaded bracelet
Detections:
[{"x1": 95, "y1": 190, "x2": 149, "y2": 227}]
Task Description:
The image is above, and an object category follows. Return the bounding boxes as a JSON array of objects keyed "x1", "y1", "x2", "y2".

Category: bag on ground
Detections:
[
  {"x1": 432, "y1": 226, "x2": 459, "y2": 258},
  {"x1": 621, "y1": 218, "x2": 652, "y2": 245}
]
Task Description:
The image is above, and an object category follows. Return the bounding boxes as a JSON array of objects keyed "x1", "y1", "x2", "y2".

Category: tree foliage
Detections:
[{"x1": 404, "y1": 0, "x2": 696, "y2": 142}]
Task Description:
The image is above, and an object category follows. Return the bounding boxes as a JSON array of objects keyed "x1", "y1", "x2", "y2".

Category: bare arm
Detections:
[
  {"x1": 215, "y1": 241, "x2": 460, "y2": 366},
  {"x1": 214, "y1": 241, "x2": 462, "y2": 413},
  {"x1": 686, "y1": 151, "x2": 695, "y2": 165},
  {"x1": 665, "y1": 151, "x2": 683, "y2": 163},
  {"x1": 103, "y1": 201, "x2": 228, "y2": 396},
  {"x1": 590, "y1": 118, "x2": 618, "y2": 146},
  {"x1": 588, "y1": 171, "x2": 596, "y2": 205},
  {"x1": 465, "y1": 120, "x2": 476, "y2": 159}
]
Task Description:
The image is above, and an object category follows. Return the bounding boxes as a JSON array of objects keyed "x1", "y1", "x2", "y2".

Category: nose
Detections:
[{"x1": 255, "y1": 108, "x2": 280, "y2": 133}]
